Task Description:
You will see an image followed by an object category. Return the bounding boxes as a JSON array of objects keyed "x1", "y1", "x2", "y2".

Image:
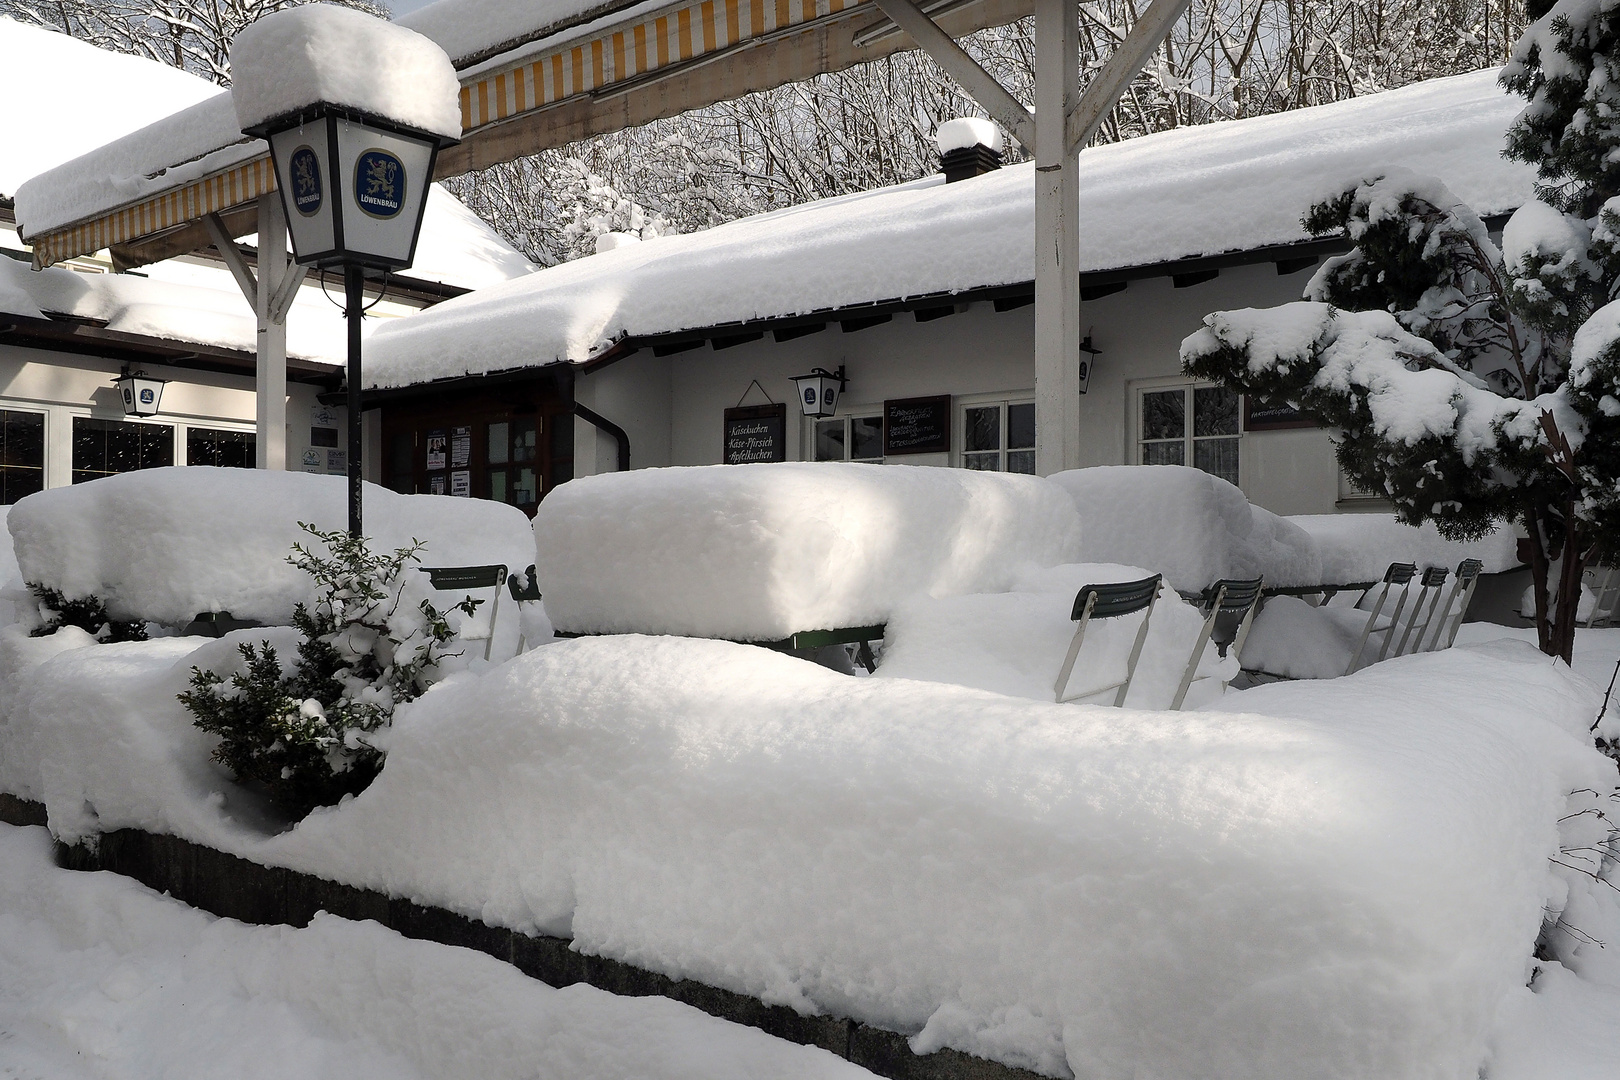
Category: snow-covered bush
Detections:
[
  {"x1": 178, "y1": 525, "x2": 477, "y2": 817},
  {"x1": 24, "y1": 583, "x2": 146, "y2": 642}
]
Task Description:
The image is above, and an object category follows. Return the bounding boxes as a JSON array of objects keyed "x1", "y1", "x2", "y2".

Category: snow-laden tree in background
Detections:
[{"x1": 1183, "y1": 0, "x2": 1620, "y2": 663}]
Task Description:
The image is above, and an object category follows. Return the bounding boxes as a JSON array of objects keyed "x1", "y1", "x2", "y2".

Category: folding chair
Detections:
[
  {"x1": 1171, "y1": 577, "x2": 1263, "y2": 710},
  {"x1": 1345, "y1": 562, "x2": 1417, "y2": 674},
  {"x1": 507, "y1": 564, "x2": 543, "y2": 653},
  {"x1": 1423, "y1": 558, "x2": 1484, "y2": 651},
  {"x1": 419, "y1": 563, "x2": 507, "y2": 661},
  {"x1": 1391, "y1": 566, "x2": 1449, "y2": 658},
  {"x1": 1054, "y1": 574, "x2": 1162, "y2": 706},
  {"x1": 1585, "y1": 551, "x2": 1620, "y2": 628}
]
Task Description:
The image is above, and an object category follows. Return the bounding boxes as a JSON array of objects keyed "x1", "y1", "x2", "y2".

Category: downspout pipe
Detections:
[{"x1": 573, "y1": 402, "x2": 630, "y2": 472}]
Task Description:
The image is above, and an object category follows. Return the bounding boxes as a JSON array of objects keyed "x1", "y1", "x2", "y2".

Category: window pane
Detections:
[
  {"x1": 851, "y1": 416, "x2": 884, "y2": 461},
  {"x1": 1141, "y1": 390, "x2": 1186, "y2": 441},
  {"x1": 815, "y1": 418, "x2": 845, "y2": 462},
  {"x1": 549, "y1": 412, "x2": 572, "y2": 460},
  {"x1": 0, "y1": 466, "x2": 43, "y2": 504},
  {"x1": 1194, "y1": 437, "x2": 1240, "y2": 485},
  {"x1": 388, "y1": 432, "x2": 413, "y2": 494},
  {"x1": 1, "y1": 410, "x2": 44, "y2": 468},
  {"x1": 1194, "y1": 385, "x2": 1241, "y2": 437},
  {"x1": 512, "y1": 418, "x2": 537, "y2": 463},
  {"x1": 1007, "y1": 403, "x2": 1035, "y2": 450},
  {"x1": 186, "y1": 427, "x2": 253, "y2": 468},
  {"x1": 489, "y1": 467, "x2": 508, "y2": 503},
  {"x1": 487, "y1": 422, "x2": 509, "y2": 465},
  {"x1": 514, "y1": 467, "x2": 536, "y2": 506},
  {"x1": 965, "y1": 406, "x2": 1000, "y2": 452},
  {"x1": 72, "y1": 417, "x2": 172, "y2": 481},
  {"x1": 1142, "y1": 441, "x2": 1185, "y2": 466},
  {"x1": 1007, "y1": 450, "x2": 1036, "y2": 474},
  {"x1": 963, "y1": 452, "x2": 1001, "y2": 471}
]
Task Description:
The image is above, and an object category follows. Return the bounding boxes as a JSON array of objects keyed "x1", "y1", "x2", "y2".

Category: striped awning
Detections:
[
  {"x1": 459, "y1": 0, "x2": 870, "y2": 131},
  {"x1": 30, "y1": 154, "x2": 275, "y2": 270},
  {"x1": 27, "y1": 0, "x2": 1027, "y2": 268}
]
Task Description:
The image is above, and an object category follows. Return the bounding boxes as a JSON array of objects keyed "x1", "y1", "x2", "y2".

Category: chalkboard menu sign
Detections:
[
  {"x1": 723, "y1": 403, "x2": 787, "y2": 464},
  {"x1": 884, "y1": 395, "x2": 951, "y2": 455},
  {"x1": 1243, "y1": 395, "x2": 1318, "y2": 431}
]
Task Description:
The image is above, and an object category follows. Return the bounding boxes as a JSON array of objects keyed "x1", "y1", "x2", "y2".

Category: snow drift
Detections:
[
  {"x1": 0, "y1": 626, "x2": 1608, "y2": 1079},
  {"x1": 1048, "y1": 465, "x2": 1322, "y2": 593},
  {"x1": 7, "y1": 468, "x2": 533, "y2": 626},
  {"x1": 532, "y1": 463, "x2": 1084, "y2": 639}
]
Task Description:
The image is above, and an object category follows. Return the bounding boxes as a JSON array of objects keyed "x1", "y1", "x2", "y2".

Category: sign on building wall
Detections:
[
  {"x1": 884, "y1": 395, "x2": 951, "y2": 455},
  {"x1": 1242, "y1": 396, "x2": 1318, "y2": 431},
  {"x1": 723, "y1": 404, "x2": 787, "y2": 464}
]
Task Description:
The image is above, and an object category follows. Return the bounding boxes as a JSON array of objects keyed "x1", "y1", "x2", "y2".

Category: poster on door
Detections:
[
  {"x1": 450, "y1": 470, "x2": 471, "y2": 497},
  {"x1": 426, "y1": 430, "x2": 447, "y2": 470},
  {"x1": 450, "y1": 426, "x2": 471, "y2": 468}
]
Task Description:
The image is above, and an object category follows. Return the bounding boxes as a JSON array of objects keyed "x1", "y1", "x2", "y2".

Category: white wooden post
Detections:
[
  {"x1": 1034, "y1": 0, "x2": 1081, "y2": 476},
  {"x1": 255, "y1": 193, "x2": 289, "y2": 470}
]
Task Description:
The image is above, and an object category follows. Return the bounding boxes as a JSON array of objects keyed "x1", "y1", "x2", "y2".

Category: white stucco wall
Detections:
[
  {"x1": 0, "y1": 343, "x2": 332, "y2": 487},
  {"x1": 570, "y1": 257, "x2": 1356, "y2": 517}
]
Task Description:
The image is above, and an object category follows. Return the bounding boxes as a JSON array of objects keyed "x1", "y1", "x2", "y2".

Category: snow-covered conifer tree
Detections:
[{"x1": 1184, "y1": 0, "x2": 1620, "y2": 663}]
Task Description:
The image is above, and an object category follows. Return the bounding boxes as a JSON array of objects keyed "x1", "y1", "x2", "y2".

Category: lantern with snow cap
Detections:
[
  {"x1": 115, "y1": 368, "x2": 166, "y2": 417},
  {"x1": 230, "y1": 5, "x2": 462, "y2": 537},
  {"x1": 791, "y1": 366, "x2": 848, "y2": 419}
]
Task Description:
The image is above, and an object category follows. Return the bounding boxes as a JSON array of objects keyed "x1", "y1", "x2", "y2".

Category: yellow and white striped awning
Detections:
[{"x1": 28, "y1": 0, "x2": 1027, "y2": 268}]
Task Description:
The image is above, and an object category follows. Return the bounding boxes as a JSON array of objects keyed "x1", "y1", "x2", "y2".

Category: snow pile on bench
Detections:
[
  {"x1": 877, "y1": 562, "x2": 1238, "y2": 709},
  {"x1": 533, "y1": 463, "x2": 1084, "y2": 640},
  {"x1": 1, "y1": 631, "x2": 1609, "y2": 1078},
  {"x1": 230, "y1": 6, "x2": 461, "y2": 139},
  {"x1": 1289, "y1": 513, "x2": 1521, "y2": 582},
  {"x1": 7, "y1": 468, "x2": 533, "y2": 626},
  {"x1": 1047, "y1": 465, "x2": 1322, "y2": 593}
]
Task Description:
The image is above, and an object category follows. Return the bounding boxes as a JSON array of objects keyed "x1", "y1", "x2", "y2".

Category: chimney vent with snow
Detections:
[{"x1": 935, "y1": 117, "x2": 1004, "y2": 183}]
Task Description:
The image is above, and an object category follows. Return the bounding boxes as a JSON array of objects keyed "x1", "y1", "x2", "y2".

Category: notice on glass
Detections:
[
  {"x1": 327, "y1": 450, "x2": 346, "y2": 473},
  {"x1": 451, "y1": 470, "x2": 471, "y2": 497},
  {"x1": 451, "y1": 426, "x2": 472, "y2": 468},
  {"x1": 426, "y1": 431, "x2": 447, "y2": 471},
  {"x1": 429, "y1": 474, "x2": 446, "y2": 496}
]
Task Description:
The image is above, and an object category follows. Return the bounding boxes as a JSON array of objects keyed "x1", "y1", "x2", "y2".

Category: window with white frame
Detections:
[
  {"x1": 1137, "y1": 382, "x2": 1241, "y2": 485},
  {"x1": 185, "y1": 426, "x2": 255, "y2": 468},
  {"x1": 71, "y1": 416, "x2": 173, "y2": 483},
  {"x1": 961, "y1": 400, "x2": 1035, "y2": 473},
  {"x1": 0, "y1": 409, "x2": 45, "y2": 504},
  {"x1": 813, "y1": 414, "x2": 883, "y2": 463}
]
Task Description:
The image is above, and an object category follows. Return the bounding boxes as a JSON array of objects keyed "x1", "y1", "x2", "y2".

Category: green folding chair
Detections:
[
  {"x1": 419, "y1": 564, "x2": 507, "y2": 661},
  {"x1": 1171, "y1": 577, "x2": 1263, "y2": 710},
  {"x1": 1054, "y1": 574, "x2": 1162, "y2": 706}
]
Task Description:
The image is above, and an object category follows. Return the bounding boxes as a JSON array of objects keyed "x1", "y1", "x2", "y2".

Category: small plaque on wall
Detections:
[
  {"x1": 884, "y1": 395, "x2": 951, "y2": 455},
  {"x1": 723, "y1": 403, "x2": 787, "y2": 464},
  {"x1": 1243, "y1": 396, "x2": 1318, "y2": 431}
]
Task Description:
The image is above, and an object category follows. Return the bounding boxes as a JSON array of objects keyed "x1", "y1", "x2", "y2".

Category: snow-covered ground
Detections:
[{"x1": 0, "y1": 823, "x2": 874, "y2": 1080}]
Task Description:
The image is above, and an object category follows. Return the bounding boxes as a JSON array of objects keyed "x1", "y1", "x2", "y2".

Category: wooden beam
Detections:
[
  {"x1": 1065, "y1": 0, "x2": 1192, "y2": 155},
  {"x1": 871, "y1": 0, "x2": 1035, "y2": 153},
  {"x1": 203, "y1": 213, "x2": 257, "y2": 307},
  {"x1": 109, "y1": 204, "x2": 258, "y2": 273}
]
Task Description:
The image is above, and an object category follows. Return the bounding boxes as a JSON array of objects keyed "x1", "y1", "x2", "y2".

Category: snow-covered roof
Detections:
[
  {"x1": 0, "y1": 257, "x2": 345, "y2": 365},
  {"x1": 363, "y1": 69, "x2": 1535, "y2": 390},
  {"x1": 5, "y1": 20, "x2": 534, "y2": 291},
  {"x1": 0, "y1": 18, "x2": 219, "y2": 200}
]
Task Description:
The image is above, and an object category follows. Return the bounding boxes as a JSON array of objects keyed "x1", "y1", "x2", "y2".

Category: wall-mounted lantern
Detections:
[
  {"x1": 1079, "y1": 335, "x2": 1102, "y2": 395},
  {"x1": 791, "y1": 365, "x2": 848, "y2": 418},
  {"x1": 115, "y1": 368, "x2": 166, "y2": 417}
]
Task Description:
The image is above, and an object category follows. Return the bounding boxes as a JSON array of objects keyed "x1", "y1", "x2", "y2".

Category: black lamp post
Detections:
[{"x1": 244, "y1": 105, "x2": 458, "y2": 536}]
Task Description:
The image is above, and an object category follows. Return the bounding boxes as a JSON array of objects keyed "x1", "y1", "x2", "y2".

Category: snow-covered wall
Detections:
[{"x1": 533, "y1": 463, "x2": 1083, "y2": 639}]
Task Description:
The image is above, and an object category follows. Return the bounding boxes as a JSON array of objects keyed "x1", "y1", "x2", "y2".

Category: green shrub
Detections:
[
  {"x1": 26, "y1": 584, "x2": 147, "y2": 642},
  {"x1": 179, "y1": 524, "x2": 478, "y2": 819}
]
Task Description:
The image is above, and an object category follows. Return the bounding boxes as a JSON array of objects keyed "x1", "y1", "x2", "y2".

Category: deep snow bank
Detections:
[
  {"x1": 1047, "y1": 465, "x2": 1321, "y2": 592},
  {"x1": 7, "y1": 468, "x2": 533, "y2": 626},
  {"x1": 533, "y1": 463, "x2": 1084, "y2": 639},
  {"x1": 2, "y1": 627, "x2": 1609, "y2": 1079}
]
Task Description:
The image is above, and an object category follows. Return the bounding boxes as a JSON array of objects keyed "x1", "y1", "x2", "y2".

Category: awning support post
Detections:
[
  {"x1": 1034, "y1": 0, "x2": 1081, "y2": 476},
  {"x1": 254, "y1": 194, "x2": 290, "y2": 470}
]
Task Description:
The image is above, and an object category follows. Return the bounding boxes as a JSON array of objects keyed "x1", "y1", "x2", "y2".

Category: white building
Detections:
[{"x1": 361, "y1": 68, "x2": 1532, "y2": 520}]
